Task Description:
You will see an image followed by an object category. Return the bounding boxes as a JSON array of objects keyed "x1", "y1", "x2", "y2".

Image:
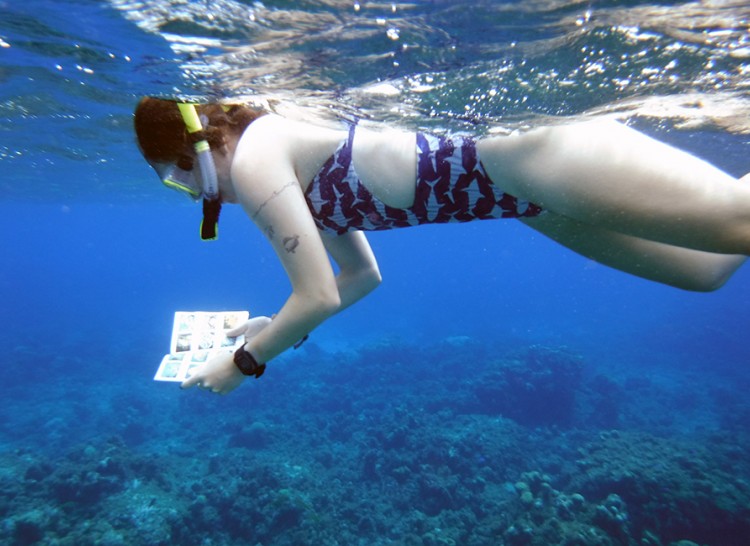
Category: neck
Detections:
[{"x1": 213, "y1": 131, "x2": 242, "y2": 203}]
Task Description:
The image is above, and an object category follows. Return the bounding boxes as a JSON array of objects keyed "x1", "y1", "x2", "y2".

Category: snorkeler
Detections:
[{"x1": 134, "y1": 97, "x2": 749, "y2": 395}]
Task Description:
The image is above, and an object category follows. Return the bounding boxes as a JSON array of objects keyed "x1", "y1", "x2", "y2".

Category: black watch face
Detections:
[{"x1": 235, "y1": 349, "x2": 254, "y2": 374}]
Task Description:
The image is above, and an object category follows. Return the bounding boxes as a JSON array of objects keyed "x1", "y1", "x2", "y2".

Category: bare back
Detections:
[{"x1": 237, "y1": 115, "x2": 418, "y2": 210}]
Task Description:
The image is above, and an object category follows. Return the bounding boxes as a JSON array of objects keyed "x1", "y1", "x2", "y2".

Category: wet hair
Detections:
[{"x1": 133, "y1": 97, "x2": 266, "y2": 164}]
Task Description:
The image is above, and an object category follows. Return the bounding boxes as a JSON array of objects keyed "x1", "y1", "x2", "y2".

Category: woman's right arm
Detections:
[{"x1": 223, "y1": 119, "x2": 345, "y2": 367}]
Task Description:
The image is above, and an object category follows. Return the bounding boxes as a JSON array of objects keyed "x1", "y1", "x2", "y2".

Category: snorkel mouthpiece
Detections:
[
  {"x1": 176, "y1": 103, "x2": 222, "y2": 240},
  {"x1": 201, "y1": 198, "x2": 222, "y2": 241}
]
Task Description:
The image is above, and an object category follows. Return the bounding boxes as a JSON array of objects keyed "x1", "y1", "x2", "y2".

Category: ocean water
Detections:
[{"x1": 2, "y1": 1, "x2": 750, "y2": 545}]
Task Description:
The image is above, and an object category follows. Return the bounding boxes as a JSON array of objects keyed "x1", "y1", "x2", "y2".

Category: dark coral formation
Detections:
[
  {"x1": 2, "y1": 338, "x2": 749, "y2": 545},
  {"x1": 572, "y1": 431, "x2": 750, "y2": 544}
]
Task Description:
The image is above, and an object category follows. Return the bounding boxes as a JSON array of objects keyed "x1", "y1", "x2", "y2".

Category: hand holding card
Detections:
[
  {"x1": 178, "y1": 315, "x2": 274, "y2": 394},
  {"x1": 154, "y1": 311, "x2": 252, "y2": 382}
]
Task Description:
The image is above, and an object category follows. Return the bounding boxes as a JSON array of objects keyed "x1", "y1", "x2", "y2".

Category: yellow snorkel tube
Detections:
[
  {"x1": 177, "y1": 103, "x2": 221, "y2": 240},
  {"x1": 177, "y1": 103, "x2": 219, "y2": 201}
]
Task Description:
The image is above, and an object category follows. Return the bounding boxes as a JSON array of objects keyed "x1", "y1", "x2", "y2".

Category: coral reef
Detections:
[
  {"x1": 2, "y1": 339, "x2": 750, "y2": 545},
  {"x1": 470, "y1": 345, "x2": 584, "y2": 427},
  {"x1": 571, "y1": 431, "x2": 750, "y2": 544}
]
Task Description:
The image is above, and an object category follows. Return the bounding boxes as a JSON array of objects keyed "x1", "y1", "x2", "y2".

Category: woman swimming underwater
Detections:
[{"x1": 134, "y1": 97, "x2": 749, "y2": 395}]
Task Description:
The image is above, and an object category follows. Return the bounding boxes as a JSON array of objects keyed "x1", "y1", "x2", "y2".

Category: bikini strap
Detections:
[{"x1": 346, "y1": 121, "x2": 357, "y2": 150}]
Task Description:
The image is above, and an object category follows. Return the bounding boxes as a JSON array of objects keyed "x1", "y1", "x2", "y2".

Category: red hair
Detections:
[{"x1": 133, "y1": 97, "x2": 265, "y2": 163}]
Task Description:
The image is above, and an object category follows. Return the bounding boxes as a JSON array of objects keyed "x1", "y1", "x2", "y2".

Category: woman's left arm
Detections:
[{"x1": 321, "y1": 230, "x2": 382, "y2": 312}]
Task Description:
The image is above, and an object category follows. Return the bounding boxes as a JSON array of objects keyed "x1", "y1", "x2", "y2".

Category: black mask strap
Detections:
[{"x1": 200, "y1": 198, "x2": 222, "y2": 241}]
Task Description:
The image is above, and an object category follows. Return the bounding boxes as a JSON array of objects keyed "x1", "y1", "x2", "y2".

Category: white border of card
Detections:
[{"x1": 154, "y1": 311, "x2": 249, "y2": 382}]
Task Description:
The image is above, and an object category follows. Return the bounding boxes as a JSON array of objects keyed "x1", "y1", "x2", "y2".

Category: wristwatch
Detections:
[{"x1": 233, "y1": 345, "x2": 266, "y2": 378}]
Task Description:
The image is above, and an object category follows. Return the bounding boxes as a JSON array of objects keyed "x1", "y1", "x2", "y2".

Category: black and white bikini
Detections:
[{"x1": 304, "y1": 125, "x2": 543, "y2": 236}]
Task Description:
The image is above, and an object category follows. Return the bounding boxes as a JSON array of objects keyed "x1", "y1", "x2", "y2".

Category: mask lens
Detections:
[{"x1": 154, "y1": 162, "x2": 202, "y2": 200}]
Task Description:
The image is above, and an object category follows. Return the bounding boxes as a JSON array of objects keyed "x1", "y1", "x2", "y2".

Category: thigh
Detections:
[
  {"x1": 520, "y1": 212, "x2": 745, "y2": 291},
  {"x1": 478, "y1": 121, "x2": 747, "y2": 254}
]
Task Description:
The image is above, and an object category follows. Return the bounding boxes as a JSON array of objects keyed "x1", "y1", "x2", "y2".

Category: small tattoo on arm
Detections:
[
  {"x1": 283, "y1": 235, "x2": 300, "y2": 254},
  {"x1": 265, "y1": 225, "x2": 275, "y2": 240},
  {"x1": 252, "y1": 181, "x2": 297, "y2": 219}
]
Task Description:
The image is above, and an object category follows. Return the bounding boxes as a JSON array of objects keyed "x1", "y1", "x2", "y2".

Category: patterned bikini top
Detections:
[{"x1": 303, "y1": 125, "x2": 542, "y2": 236}]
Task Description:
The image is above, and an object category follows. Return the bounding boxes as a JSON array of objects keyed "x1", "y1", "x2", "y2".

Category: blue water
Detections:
[{"x1": 2, "y1": 1, "x2": 750, "y2": 545}]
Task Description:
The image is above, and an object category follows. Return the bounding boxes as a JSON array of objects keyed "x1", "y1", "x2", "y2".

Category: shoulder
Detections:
[
  {"x1": 234, "y1": 114, "x2": 347, "y2": 190},
  {"x1": 241, "y1": 113, "x2": 344, "y2": 149},
  {"x1": 243, "y1": 112, "x2": 293, "y2": 134}
]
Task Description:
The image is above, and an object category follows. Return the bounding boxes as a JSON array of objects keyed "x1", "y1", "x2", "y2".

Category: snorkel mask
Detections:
[{"x1": 159, "y1": 103, "x2": 222, "y2": 240}]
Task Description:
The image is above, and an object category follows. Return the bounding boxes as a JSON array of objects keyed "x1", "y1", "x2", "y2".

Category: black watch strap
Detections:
[{"x1": 233, "y1": 345, "x2": 266, "y2": 379}]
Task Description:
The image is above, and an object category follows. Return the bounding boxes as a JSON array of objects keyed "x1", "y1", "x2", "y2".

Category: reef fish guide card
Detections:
[{"x1": 154, "y1": 311, "x2": 249, "y2": 382}]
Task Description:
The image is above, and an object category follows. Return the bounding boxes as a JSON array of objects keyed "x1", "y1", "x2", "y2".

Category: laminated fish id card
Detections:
[{"x1": 154, "y1": 311, "x2": 249, "y2": 382}]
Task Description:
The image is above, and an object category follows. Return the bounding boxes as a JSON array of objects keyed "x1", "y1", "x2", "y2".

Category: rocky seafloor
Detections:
[{"x1": 2, "y1": 339, "x2": 749, "y2": 545}]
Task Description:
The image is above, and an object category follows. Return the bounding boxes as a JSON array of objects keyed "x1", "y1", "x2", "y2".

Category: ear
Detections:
[
  {"x1": 220, "y1": 130, "x2": 242, "y2": 157},
  {"x1": 204, "y1": 126, "x2": 229, "y2": 156}
]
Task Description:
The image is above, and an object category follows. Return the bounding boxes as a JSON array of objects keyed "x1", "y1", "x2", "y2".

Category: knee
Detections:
[{"x1": 676, "y1": 269, "x2": 732, "y2": 292}]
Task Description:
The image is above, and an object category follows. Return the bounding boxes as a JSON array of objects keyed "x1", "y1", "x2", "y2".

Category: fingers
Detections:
[
  {"x1": 181, "y1": 375, "x2": 228, "y2": 395},
  {"x1": 202, "y1": 384, "x2": 228, "y2": 395},
  {"x1": 181, "y1": 374, "x2": 201, "y2": 390},
  {"x1": 225, "y1": 324, "x2": 245, "y2": 337},
  {"x1": 226, "y1": 316, "x2": 272, "y2": 338},
  {"x1": 180, "y1": 353, "x2": 241, "y2": 395},
  {"x1": 244, "y1": 316, "x2": 272, "y2": 337},
  {"x1": 181, "y1": 373, "x2": 217, "y2": 392}
]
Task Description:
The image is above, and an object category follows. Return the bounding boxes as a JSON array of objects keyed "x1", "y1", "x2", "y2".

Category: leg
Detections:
[
  {"x1": 478, "y1": 120, "x2": 750, "y2": 255},
  {"x1": 521, "y1": 212, "x2": 746, "y2": 291}
]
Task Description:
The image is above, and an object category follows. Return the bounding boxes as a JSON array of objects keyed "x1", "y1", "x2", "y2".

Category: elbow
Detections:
[
  {"x1": 680, "y1": 272, "x2": 731, "y2": 293},
  {"x1": 363, "y1": 265, "x2": 383, "y2": 294},
  {"x1": 293, "y1": 281, "x2": 341, "y2": 317},
  {"x1": 317, "y1": 278, "x2": 344, "y2": 315},
  {"x1": 352, "y1": 265, "x2": 382, "y2": 300},
  {"x1": 341, "y1": 263, "x2": 382, "y2": 297},
  {"x1": 317, "y1": 288, "x2": 342, "y2": 315},
  {"x1": 681, "y1": 258, "x2": 744, "y2": 292},
  {"x1": 671, "y1": 268, "x2": 734, "y2": 293}
]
